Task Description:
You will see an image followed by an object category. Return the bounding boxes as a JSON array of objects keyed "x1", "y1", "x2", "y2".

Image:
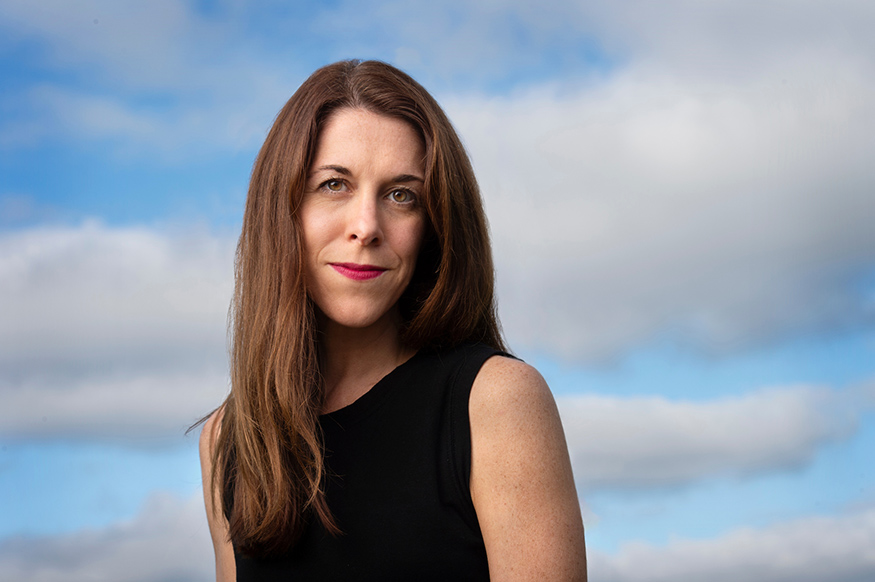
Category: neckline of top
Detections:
[{"x1": 320, "y1": 349, "x2": 423, "y2": 426}]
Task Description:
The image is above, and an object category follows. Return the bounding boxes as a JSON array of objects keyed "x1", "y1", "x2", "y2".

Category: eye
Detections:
[
  {"x1": 323, "y1": 179, "x2": 344, "y2": 192},
  {"x1": 388, "y1": 188, "x2": 415, "y2": 204}
]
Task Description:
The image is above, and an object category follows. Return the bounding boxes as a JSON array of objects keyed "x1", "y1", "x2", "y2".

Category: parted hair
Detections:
[{"x1": 210, "y1": 60, "x2": 505, "y2": 557}]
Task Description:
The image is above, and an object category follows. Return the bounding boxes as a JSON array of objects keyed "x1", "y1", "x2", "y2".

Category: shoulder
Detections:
[
  {"x1": 468, "y1": 356, "x2": 588, "y2": 580},
  {"x1": 469, "y1": 355, "x2": 554, "y2": 424},
  {"x1": 198, "y1": 405, "x2": 237, "y2": 581},
  {"x1": 198, "y1": 406, "x2": 225, "y2": 461},
  {"x1": 198, "y1": 406, "x2": 226, "y2": 500},
  {"x1": 198, "y1": 406, "x2": 227, "y2": 514},
  {"x1": 468, "y1": 356, "x2": 561, "y2": 472}
]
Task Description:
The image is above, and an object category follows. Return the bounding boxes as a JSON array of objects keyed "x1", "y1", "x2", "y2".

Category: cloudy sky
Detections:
[{"x1": 2, "y1": 1, "x2": 874, "y2": 580}]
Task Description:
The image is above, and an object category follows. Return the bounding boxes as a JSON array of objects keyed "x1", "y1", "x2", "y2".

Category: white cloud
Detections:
[
  {"x1": 572, "y1": 0, "x2": 875, "y2": 78},
  {"x1": 590, "y1": 508, "x2": 875, "y2": 582},
  {"x1": 2, "y1": 490, "x2": 873, "y2": 582},
  {"x1": 309, "y1": 0, "x2": 875, "y2": 360},
  {"x1": 0, "y1": 492, "x2": 213, "y2": 582},
  {"x1": 0, "y1": 75, "x2": 293, "y2": 159},
  {"x1": 0, "y1": 368, "x2": 228, "y2": 442},
  {"x1": 1, "y1": 223, "x2": 871, "y2": 461},
  {"x1": 0, "y1": 222, "x2": 233, "y2": 440},
  {"x1": 0, "y1": 0, "x2": 228, "y2": 92},
  {"x1": 0, "y1": 222, "x2": 233, "y2": 370},
  {"x1": 0, "y1": 0, "x2": 303, "y2": 155},
  {"x1": 3, "y1": 1, "x2": 875, "y2": 440},
  {"x1": 310, "y1": 0, "x2": 875, "y2": 88},
  {"x1": 447, "y1": 53, "x2": 875, "y2": 359},
  {"x1": 559, "y1": 383, "x2": 864, "y2": 490},
  {"x1": 8, "y1": 83, "x2": 281, "y2": 158},
  {"x1": 5, "y1": 0, "x2": 871, "y2": 358}
]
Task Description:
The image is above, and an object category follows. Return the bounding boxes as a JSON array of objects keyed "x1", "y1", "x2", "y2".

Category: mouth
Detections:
[{"x1": 330, "y1": 263, "x2": 387, "y2": 281}]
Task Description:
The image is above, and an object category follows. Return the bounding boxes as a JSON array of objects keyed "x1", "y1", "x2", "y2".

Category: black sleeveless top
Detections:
[{"x1": 235, "y1": 343, "x2": 502, "y2": 581}]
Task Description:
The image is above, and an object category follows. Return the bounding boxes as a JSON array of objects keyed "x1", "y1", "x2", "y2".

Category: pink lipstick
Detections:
[{"x1": 330, "y1": 263, "x2": 387, "y2": 281}]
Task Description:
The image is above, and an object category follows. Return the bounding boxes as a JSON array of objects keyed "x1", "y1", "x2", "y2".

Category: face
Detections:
[{"x1": 301, "y1": 108, "x2": 427, "y2": 331}]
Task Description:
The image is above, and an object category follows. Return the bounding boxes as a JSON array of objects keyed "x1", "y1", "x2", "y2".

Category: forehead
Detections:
[{"x1": 311, "y1": 108, "x2": 425, "y2": 175}]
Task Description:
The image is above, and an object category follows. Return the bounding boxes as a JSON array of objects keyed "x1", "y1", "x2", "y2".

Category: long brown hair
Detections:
[{"x1": 211, "y1": 60, "x2": 505, "y2": 557}]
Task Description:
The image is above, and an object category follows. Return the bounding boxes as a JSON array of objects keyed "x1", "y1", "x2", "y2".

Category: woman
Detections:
[{"x1": 199, "y1": 60, "x2": 587, "y2": 581}]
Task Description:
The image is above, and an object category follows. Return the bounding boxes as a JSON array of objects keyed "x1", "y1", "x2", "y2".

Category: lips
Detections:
[{"x1": 330, "y1": 263, "x2": 387, "y2": 281}]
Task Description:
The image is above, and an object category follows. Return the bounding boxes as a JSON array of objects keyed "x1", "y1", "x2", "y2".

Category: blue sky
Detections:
[{"x1": 2, "y1": 1, "x2": 875, "y2": 580}]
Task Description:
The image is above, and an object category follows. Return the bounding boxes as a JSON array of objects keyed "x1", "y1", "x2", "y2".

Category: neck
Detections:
[{"x1": 318, "y1": 309, "x2": 416, "y2": 414}]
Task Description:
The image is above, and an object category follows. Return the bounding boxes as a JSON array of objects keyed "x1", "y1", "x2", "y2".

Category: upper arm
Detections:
[
  {"x1": 469, "y1": 357, "x2": 587, "y2": 581},
  {"x1": 199, "y1": 409, "x2": 237, "y2": 582}
]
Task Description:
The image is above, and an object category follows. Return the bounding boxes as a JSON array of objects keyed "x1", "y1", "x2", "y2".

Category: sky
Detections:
[{"x1": 1, "y1": 0, "x2": 874, "y2": 580}]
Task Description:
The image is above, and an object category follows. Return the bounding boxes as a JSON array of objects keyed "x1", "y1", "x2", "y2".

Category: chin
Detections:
[{"x1": 317, "y1": 302, "x2": 400, "y2": 331}]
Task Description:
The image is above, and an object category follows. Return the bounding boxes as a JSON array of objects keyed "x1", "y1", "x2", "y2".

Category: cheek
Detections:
[
  {"x1": 402, "y1": 217, "x2": 427, "y2": 263},
  {"x1": 299, "y1": 206, "x2": 334, "y2": 258}
]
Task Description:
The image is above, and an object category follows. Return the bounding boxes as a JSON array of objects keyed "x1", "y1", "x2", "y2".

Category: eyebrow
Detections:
[
  {"x1": 313, "y1": 164, "x2": 351, "y2": 176},
  {"x1": 311, "y1": 165, "x2": 424, "y2": 183}
]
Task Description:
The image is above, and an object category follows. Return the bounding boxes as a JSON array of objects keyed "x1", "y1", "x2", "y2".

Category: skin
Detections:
[
  {"x1": 300, "y1": 108, "x2": 427, "y2": 412},
  {"x1": 200, "y1": 409, "x2": 234, "y2": 582},
  {"x1": 201, "y1": 107, "x2": 587, "y2": 580},
  {"x1": 470, "y1": 359, "x2": 588, "y2": 580}
]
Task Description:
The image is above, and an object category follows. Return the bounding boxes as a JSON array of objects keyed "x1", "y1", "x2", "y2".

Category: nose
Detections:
[{"x1": 347, "y1": 192, "x2": 382, "y2": 246}]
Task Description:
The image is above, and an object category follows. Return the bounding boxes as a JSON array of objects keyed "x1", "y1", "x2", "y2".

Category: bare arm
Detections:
[
  {"x1": 469, "y1": 357, "x2": 587, "y2": 581},
  {"x1": 199, "y1": 409, "x2": 237, "y2": 582}
]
